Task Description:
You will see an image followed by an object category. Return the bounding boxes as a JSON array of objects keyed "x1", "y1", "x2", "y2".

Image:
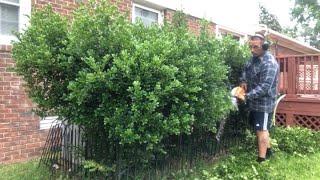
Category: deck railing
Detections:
[
  {"x1": 275, "y1": 55, "x2": 320, "y2": 130},
  {"x1": 277, "y1": 55, "x2": 320, "y2": 96}
]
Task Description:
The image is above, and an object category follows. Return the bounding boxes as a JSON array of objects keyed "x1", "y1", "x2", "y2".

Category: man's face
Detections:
[{"x1": 249, "y1": 39, "x2": 264, "y2": 57}]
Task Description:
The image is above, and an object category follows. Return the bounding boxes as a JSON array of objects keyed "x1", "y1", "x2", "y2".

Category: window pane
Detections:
[
  {"x1": 2, "y1": 0, "x2": 19, "y2": 4},
  {"x1": 134, "y1": 6, "x2": 158, "y2": 27},
  {"x1": 0, "y1": 3, "x2": 19, "y2": 35}
]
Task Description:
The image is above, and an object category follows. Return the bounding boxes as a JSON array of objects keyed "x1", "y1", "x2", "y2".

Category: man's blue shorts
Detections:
[{"x1": 249, "y1": 111, "x2": 273, "y2": 131}]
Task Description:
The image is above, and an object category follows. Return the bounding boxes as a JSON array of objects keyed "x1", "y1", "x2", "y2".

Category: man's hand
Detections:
[
  {"x1": 239, "y1": 82, "x2": 247, "y2": 92},
  {"x1": 233, "y1": 86, "x2": 246, "y2": 101}
]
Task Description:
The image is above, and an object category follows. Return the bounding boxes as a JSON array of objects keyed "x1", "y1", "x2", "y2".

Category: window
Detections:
[
  {"x1": 0, "y1": 0, "x2": 31, "y2": 45},
  {"x1": 40, "y1": 116, "x2": 61, "y2": 130},
  {"x1": 132, "y1": 3, "x2": 163, "y2": 27},
  {"x1": 221, "y1": 32, "x2": 240, "y2": 41}
]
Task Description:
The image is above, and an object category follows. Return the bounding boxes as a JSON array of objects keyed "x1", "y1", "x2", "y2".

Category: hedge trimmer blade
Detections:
[
  {"x1": 215, "y1": 117, "x2": 226, "y2": 142},
  {"x1": 216, "y1": 87, "x2": 245, "y2": 142},
  {"x1": 230, "y1": 87, "x2": 239, "y2": 111}
]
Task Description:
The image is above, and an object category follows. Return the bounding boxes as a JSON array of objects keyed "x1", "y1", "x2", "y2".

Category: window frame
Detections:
[
  {"x1": 40, "y1": 116, "x2": 61, "y2": 130},
  {"x1": 132, "y1": 3, "x2": 163, "y2": 26},
  {"x1": 0, "y1": 0, "x2": 31, "y2": 45}
]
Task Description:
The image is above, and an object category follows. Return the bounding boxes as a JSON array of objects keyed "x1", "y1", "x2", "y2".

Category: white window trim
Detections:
[
  {"x1": 40, "y1": 116, "x2": 61, "y2": 130},
  {"x1": 0, "y1": 0, "x2": 31, "y2": 45},
  {"x1": 132, "y1": 2, "x2": 163, "y2": 26}
]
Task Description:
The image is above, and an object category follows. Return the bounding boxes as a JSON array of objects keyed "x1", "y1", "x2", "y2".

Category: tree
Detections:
[
  {"x1": 291, "y1": 0, "x2": 320, "y2": 49},
  {"x1": 259, "y1": 4, "x2": 282, "y2": 32},
  {"x1": 282, "y1": 26, "x2": 298, "y2": 39}
]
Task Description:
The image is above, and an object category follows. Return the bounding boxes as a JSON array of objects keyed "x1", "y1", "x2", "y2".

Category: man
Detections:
[{"x1": 239, "y1": 33, "x2": 279, "y2": 163}]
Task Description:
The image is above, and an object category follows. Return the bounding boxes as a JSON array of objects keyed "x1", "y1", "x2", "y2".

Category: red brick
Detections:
[
  {"x1": 0, "y1": 82, "x2": 10, "y2": 86},
  {"x1": 3, "y1": 141, "x2": 19, "y2": 147},
  {"x1": 28, "y1": 151, "x2": 41, "y2": 158},
  {"x1": 21, "y1": 148, "x2": 35, "y2": 154},
  {"x1": 3, "y1": 76, "x2": 20, "y2": 82},
  {"x1": 4, "y1": 104, "x2": 20, "y2": 109},
  {"x1": 27, "y1": 142, "x2": 40, "y2": 149},
  {"x1": 3, "y1": 132, "x2": 18, "y2": 138},
  {"x1": 4, "y1": 113, "x2": 18, "y2": 118},
  {"x1": 10, "y1": 82, "x2": 20, "y2": 86},
  {"x1": 0, "y1": 54, "x2": 11, "y2": 59},
  {"x1": 0, "y1": 109, "x2": 11, "y2": 113},
  {"x1": 2, "y1": 156, "x2": 12, "y2": 161},
  {"x1": 12, "y1": 144, "x2": 26, "y2": 151},
  {"x1": 1, "y1": 128, "x2": 11, "y2": 134},
  {"x1": 4, "y1": 150, "x2": 20, "y2": 157},
  {"x1": 19, "y1": 140, "x2": 27, "y2": 145}
]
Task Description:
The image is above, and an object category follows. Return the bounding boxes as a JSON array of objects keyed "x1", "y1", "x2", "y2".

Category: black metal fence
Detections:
[
  {"x1": 39, "y1": 121, "x2": 85, "y2": 174},
  {"x1": 39, "y1": 108, "x2": 250, "y2": 179}
]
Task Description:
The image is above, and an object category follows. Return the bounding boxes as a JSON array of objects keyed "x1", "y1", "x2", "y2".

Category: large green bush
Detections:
[
  {"x1": 13, "y1": 0, "x2": 249, "y2": 166},
  {"x1": 218, "y1": 36, "x2": 250, "y2": 87},
  {"x1": 273, "y1": 127, "x2": 320, "y2": 154}
]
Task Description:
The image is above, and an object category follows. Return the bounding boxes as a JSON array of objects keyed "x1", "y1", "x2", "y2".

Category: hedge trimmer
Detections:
[
  {"x1": 215, "y1": 87, "x2": 286, "y2": 142},
  {"x1": 215, "y1": 86, "x2": 245, "y2": 142}
]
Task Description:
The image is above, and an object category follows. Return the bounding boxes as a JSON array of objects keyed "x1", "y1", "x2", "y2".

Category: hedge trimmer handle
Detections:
[{"x1": 272, "y1": 94, "x2": 286, "y2": 126}]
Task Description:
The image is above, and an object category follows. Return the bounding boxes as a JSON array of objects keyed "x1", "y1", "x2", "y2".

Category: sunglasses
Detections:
[{"x1": 249, "y1": 45, "x2": 262, "y2": 50}]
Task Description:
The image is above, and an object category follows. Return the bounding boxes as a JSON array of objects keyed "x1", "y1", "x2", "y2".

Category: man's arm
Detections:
[{"x1": 246, "y1": 61, "x2": 278, "y2": 100}]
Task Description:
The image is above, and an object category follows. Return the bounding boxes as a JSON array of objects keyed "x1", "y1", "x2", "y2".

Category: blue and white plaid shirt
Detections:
[{"x1": 241, "y1": 52, "x2": 279, "y2": 113}]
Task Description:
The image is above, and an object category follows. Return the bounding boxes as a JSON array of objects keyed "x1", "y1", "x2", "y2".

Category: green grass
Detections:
[
  {"x1": 171, "y1": 150, "x2": 320, "y2": 179},
  {"x1": 270, "y1": 151, "x2": 320, "y2": 180},
  {"x1": 1, "y1": 152, "x2": 320, "y2": 179},
  {"x1": 0, "y1": 159, "x2": 51, "y2": 180}
]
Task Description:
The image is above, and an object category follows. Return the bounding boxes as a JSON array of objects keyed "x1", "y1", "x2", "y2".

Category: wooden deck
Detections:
[{"x1": 275, "y1": 55, "x2": 320, "y2": 130}]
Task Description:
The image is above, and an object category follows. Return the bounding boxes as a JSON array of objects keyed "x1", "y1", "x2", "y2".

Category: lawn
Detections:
[
  {"x1": 170, "y1": 127, "x2": 320, "y2": 179},
  {"x1": 170, "y1": 150, "x2": 320, "y2": 179},
  {"x1": 271, "y1": 151, "x2": 320, "y2": 179},
  {"x1": 0, "y1": 159, "x2": 51, "y2": 180},
  {"x1": 1, "y1": 127, "x2": 319, "y2": 180},
  {"x1": 1, "y1": 151, "x2": 320, "y2": 179}
]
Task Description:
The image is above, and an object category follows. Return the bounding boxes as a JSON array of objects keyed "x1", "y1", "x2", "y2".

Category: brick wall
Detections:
[
  {"x1": 0, "y1": 45, "x2": 48, "y2": 164},
  {"x1": 32, "y1": 0, "x2": 132, "y2": 17},
  {"x1": 111, "y1": 0, "x2": 132, "y2": 19},
  {"x1": 164, "y1": 9, "x2": 216, "y2": 36},
  {"x1": 32, "y1": 0, "x2": 78, "y2": 15}
]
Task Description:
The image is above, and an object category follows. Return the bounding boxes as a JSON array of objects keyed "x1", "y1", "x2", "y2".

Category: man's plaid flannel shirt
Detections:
[{"x1": 241, "y1": 52, "x2": 279, "y2": 113}]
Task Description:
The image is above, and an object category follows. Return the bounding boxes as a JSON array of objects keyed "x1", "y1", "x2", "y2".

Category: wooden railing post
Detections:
[
  {"x1": 285, "y1": 112, "x2": 295, "y2": 127},
  {"x1": 286, "y1": 57, "x2": 297, "y2": 98}
]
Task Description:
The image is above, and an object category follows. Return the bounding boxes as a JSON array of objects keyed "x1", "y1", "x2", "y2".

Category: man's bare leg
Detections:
[
  {"x1": 267, "y1": 131, "x2": 271, "y2": 148},
  {"x1": 256, "y1": 130, "x2": 269, "y2": 160}
]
